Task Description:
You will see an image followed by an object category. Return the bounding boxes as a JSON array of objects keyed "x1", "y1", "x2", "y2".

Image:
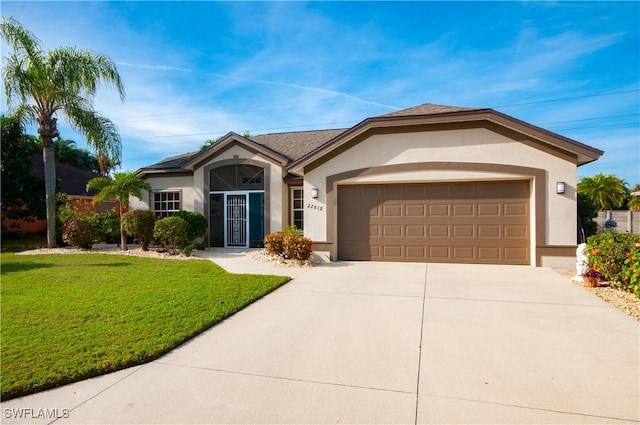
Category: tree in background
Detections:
[
  {"x1": 49, "y1": 138, "x2": 100, "y2": 173},
  {"x1": 200, "y1": 138, "x2": 217, "y2": 150},
  {"x1": 577, "y1": 192, "x2": 598, "y2": 241},
  {"x1": 1, "y1": 17, "x2": 125, "y2": 247},
  {"x1": 577, "y1": 173, "x2": 628, "y2": 211},
  {"x1": 629, "y1": 183, "x2": 640, "y2": 212},
  {"x1": 0, "y1": 115, "x2": 45, "y2": 226},
  {"x1": 86, "y1": 171, "x2": 151, "y2": 250}
]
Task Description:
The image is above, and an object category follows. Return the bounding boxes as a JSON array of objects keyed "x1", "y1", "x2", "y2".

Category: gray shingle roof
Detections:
[
  {"x1": 380, "y1": 103, "x2": 482, "y2": 117},
  {"x1": 250, "y1": 128, "x2": 347, "y2": 161}
]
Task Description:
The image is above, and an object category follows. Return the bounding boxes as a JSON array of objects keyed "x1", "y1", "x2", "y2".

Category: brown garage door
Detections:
[{"x1": 338, "y1": 181, "x2": 530, "y2": 264}]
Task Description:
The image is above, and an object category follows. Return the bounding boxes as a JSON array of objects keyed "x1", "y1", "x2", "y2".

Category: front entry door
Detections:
[
  {"x1": 210, "y1": 191, "x2": 265, "y2": 248},
  {"x1": 225, "y1": 193, "x2": 248, "y2": 247}
]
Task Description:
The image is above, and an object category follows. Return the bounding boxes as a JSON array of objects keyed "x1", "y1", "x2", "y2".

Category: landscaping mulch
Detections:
[
  {"x1": 555, "y1": 268, "x2": 640, "y2": 321},
  {"x1": 584, "y1": 285, "x2": 640, "y2": 321}
]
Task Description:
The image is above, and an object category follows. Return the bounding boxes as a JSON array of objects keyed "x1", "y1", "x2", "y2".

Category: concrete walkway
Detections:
[{"x1": 2, "y1": 253, "x2": 639, "y2": 424}]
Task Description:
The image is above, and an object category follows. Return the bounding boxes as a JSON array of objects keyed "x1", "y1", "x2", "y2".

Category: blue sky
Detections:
[{"x1": 1, "y1": 1, "x2": 639, "y2": 184}]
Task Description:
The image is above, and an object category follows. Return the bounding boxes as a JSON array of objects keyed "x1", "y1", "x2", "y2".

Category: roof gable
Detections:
[
  {"x1": 183, "y1": 132, "x2": 290, "y2": 169},
  {"x1": 288, "y1": 107, "x2": 604, "y2": 175}
]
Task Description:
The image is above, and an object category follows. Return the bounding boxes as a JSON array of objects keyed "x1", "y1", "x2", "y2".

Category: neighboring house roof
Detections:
[
  {"x1": 32, "y1": 155, "x2": 101, "y2": 197},
  {"x1": 142, "y1": 151, "x2": 197, "y2": 171},
  {"x1": 137, "y1": 102, "x2": 604, "y2": 177}
]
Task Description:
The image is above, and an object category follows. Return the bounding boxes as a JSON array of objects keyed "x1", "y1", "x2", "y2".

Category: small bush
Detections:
[
  {"x1": 154, "y1": 216, "x2": 189, "y2": 254},
  {"x1": 96, "y1": 213, "x2": 121, "y2": 244},
  {"x1": 264, "y1": 226, "x2": 312, "y2": 261},
  {"x1": 264, "y1": 231, "x2": 285, "y2": 256},
  {"x1": 62, "y1": 218, "x2": 97, "y2": 249},
  {"x1": 586, "y1": 232, "x2": 640, "y2": 291},
  {"x1": 283, "y1": 232, "x2": 313, "y2": 261},
  {"x1": 285, "y1": 224, "x2": 303, "y2": 237},
  {"x1": 123, "y1": 210, "x2": 156, "y2": 250},
  {"x1": 173, "y1": 211, "x2": 207, "y2": 242},
  {"x1": 622, "y1": 243, "x2": 640, "y2": 298}
]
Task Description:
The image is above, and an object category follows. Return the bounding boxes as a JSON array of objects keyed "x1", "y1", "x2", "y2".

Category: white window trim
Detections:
[
  {"x1": 290, "y1": 186, "x2": 304, "y2": 232},
  {"x1": 152, "y1": 189, "x2": 182, "y2": 218}
]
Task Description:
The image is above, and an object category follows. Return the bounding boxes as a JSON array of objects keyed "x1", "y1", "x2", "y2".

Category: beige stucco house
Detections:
[{"x1": 133, "y1": 103, "x2": 603, "y2": 267}]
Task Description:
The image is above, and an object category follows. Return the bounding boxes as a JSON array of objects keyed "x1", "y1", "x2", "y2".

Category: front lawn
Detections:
[{"x1": 0, "y1": 253, "x2": 290, "y2": 400}]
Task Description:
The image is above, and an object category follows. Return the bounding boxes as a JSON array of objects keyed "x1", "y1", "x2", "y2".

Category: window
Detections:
[
  {"x1": 291, "y1": 187, "x2": 304, "y2": 232},
  {"x1": 153, "y1": 191, "x2": 181, "y2": 218},
  {"x1": 210, "y1": 164, "x2": 265, "y2": 191}
]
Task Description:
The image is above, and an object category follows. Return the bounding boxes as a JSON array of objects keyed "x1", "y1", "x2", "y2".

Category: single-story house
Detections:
[{"x1": 133, "y1": 103, "x2": 603, "y2": 267}]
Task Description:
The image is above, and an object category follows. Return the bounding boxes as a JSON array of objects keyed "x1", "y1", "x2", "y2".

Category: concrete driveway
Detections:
[{"x1": 2, "y1": 258, "x2": 639, "y2": 424}]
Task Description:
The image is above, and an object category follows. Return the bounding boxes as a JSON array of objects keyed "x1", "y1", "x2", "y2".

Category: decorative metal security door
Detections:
[{"x1": 225, "y1": 194, "x2": 248, "y2": 248}]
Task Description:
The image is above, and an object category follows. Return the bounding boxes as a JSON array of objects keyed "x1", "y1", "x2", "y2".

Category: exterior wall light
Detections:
[
  {"x1": 556, "y1": 181, "x2": 565, "y2": 194},
  {"x1": 311, "y1": 187, "x2": 319, "y2": 198}
]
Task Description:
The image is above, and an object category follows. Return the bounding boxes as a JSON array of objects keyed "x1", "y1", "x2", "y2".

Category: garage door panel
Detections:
[
  {"x1": 450, "y1": 183, "x2": 475, "y2": 197},
  {"x1": 428, "y1": 224, "x2": 450, "y2": 237},
  {"x1": 382, "y1": 204, "x2": 402, "y2": 217},
  {"x1": 453, "y1": 246, "x2": 475, "y2": 260},
  {"x1": 383, "y1": 245, "x2": 403, "y2": 258},
  {"x1": 429, "y1": 246, "x2": 450, "y2": 259},
  {"x1": 505, "y1": 247, "x2": 528, "y2": 262},
  {"x1": 405, "y1": 246, "x2": 426, "y2": 259},
  {"x1": 382, "y1": 225, "x2": 402, "y2": 237},
  {"x1": 405, "y1": 204, "x2": 426, "y2": 217},
  {"x1": 453, "y1": 225, "x2": 474, "y2": 238},
  {"x1": 504, "y1": 202, "x2": 528, "y2": 216},
  {"x1": 428, "y1": 204, "x2": 449, "y2": 216},
  {"x1": 477, "y1": 203, "x2": 501, "y2": 216},
  {"x1": 504, "y1": 224, "x2": 528, "y2": 238},
  {"x1": 453, "y1": 203, "x2": 474, "y2": 216},
  {"x1": 338, "y1": 181, "x2": 530, "y2": 265},
  {"x1": 406, "y1": 225, "x2": 425, "y2": 237}
]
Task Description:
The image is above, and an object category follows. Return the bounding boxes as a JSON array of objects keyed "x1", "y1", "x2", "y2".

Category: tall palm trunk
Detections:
[
  {"x1": 119, "y1": 200, "x2": 127, "y2": 250},
  {"x1": 39, "y1": 114, "x2": 59, "y2": 248},
  {"x1": 42, "y1": 142, "x2": 56, "y2": 248}
]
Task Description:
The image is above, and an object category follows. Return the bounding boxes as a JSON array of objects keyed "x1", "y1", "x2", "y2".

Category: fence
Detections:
[{"x1": 596, "y1": 210, "x2": 640, "y2": 234}]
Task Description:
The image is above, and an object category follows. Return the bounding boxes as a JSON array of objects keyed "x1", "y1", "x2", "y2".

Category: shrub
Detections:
[
  {"x1": 283, "y1": 232, "x2": 313, "y2": 261},
  {"x1": 264, "y1": 226, "x2": 312, "y2": 261},
  {"x1": 622, "y1": 243, "x2": 640, "y2": 298},
  {"x1": 96, "y1": 213, "x2": 121, "y2": 244},
  {"x1": 285, "y1": 224, "x2": 303, "y2": 237},
  {"x1": 586, "y1": 232, "x2": 640, "y2": 289},
  {"x1": 153, "y1": 216, "x2": 189, "y2": 253},
  {"x1": 62, "y1": 218, "x2": 97, "y2": 249},
  {"x1": 264, "y1": 231, "x2": 285, "y2": 256},
  {"x1": 123, "y1": 210, "x2": 156, "y2": 250},
  {"x1": 173, "y1": 210, "x2": 207, "y2": 242}
]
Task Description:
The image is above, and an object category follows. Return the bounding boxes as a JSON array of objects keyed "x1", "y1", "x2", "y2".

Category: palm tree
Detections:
[
  {"x1": 629, "y1": 184, "x2": 640, "y2": 212},
  {"x1": 577, "y1": 173, "x2": 628, "y2": 216},
  {"x1": 88, "y1": 125, "x2": 122, "y2": 176},
  {"x1": 1, "y1": 17, "x2": 125, "y2": 247},
  {"x1": 86, "y1": 171, "x2": 151, "y2": 250}
]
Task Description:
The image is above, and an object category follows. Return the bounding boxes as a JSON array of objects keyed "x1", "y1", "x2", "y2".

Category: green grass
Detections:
[{"x1": 0, "y1": 252, "x2": 290, "y2": 400}]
